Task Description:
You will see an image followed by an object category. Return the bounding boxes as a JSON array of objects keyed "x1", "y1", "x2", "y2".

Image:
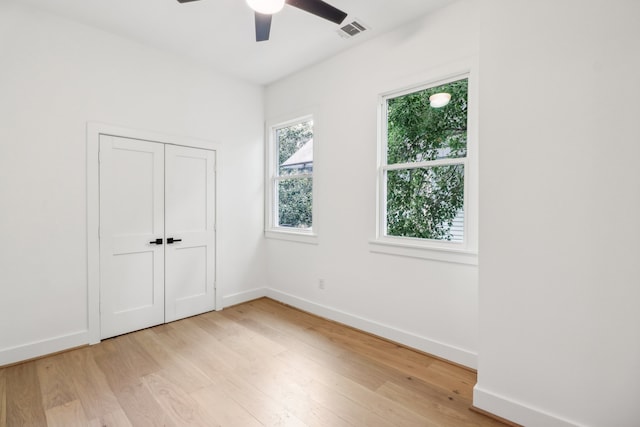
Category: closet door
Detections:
[
  {"x1": 164, "y1": 145, "x2": 216, "y2": 322},
  {"x1": 99, "y1": 136, "x2": 165, "y2": 339}
]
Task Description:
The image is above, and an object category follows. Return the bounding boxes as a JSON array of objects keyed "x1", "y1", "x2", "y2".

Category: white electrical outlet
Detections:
[{"x1": 318, "y1": 279, "x2": 325, "y2": 290}]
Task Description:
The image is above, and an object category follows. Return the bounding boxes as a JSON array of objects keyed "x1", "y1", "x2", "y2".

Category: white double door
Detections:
[{"x1": 99, "y1": 135, "x2": 216, "y2": 339}]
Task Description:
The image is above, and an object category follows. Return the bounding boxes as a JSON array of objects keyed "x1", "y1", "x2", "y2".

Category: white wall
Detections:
[
  {"x1": 264, "y1": 1, "x2": 480, "y2": 368},
  {"x1": 4, "y1": 0, "x2": 638, "y2": 424},
  {"x1": 475, "y1": 1, "x2": 640, "y2": 426},
  {"x1": 0, "y1": 1, "x2": 266, "y2": 365}
]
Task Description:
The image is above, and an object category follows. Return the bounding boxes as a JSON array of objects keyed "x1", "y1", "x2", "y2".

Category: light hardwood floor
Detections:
[{"x1": 0, "y1": 298, "x2": 506, "y2": 426}]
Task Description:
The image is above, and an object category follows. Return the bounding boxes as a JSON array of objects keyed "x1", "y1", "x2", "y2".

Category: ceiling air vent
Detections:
[{"x1": 337, "y1": 19, "x2": 369, "y2": 39}]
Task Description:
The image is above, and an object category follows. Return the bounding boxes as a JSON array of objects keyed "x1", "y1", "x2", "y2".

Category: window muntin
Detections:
[
  {"x1": 271, "y1": 118, "x2": 314, "y2": 231},
  {"x1": 381, "y1": 77, "x2": 468, "y2": 243}
]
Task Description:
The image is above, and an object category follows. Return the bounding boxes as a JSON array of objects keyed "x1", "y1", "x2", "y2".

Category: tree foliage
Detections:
[
  {"x1": 276, "y1": 121, "x2": 313, "y2": 228},
  {"x1": 386, "y1": 79, "x2": 468, "y2": 240}
]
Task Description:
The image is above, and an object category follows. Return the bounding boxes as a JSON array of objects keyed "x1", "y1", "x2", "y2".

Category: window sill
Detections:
[
  {"x1": 369, "y1": 238, "x2": 477, "y2": 265},
  {"x1": 265, "y1": 229, "x2": 318, "y2": 245}
]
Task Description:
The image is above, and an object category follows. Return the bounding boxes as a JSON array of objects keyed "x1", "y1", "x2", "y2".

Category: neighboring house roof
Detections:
[{"x1": 282, "y1": 139, "x2": 313, "y2": 168}]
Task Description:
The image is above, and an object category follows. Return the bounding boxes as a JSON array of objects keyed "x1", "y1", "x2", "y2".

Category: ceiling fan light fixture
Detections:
[
  {"x1": 246, "y1": 0, "x2": 285, "y2": 14},
  {"x1": 429, "y1": 92, "x2": 451, "y2": 108}
]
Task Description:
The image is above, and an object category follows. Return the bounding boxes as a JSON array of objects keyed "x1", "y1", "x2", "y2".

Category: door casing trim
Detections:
[{"x1": 87, "y1": 122, "x2": 222, "y2": 344}]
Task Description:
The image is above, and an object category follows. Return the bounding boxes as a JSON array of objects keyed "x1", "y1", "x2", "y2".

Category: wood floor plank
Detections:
[
  {"x1": 115, "y1": 381, "x2": 176, "y2": 427},
  {"x1": 190, "y1": 384, "x2": 263, "y2": 427},
  {"x1": 5, "y1": 362, "x2": 47, "y2": 426},
  {"x1": 277, "y1": 350, "x2": 434, "y2": 427},
  {"x1": 133, "y1": 329, "x2": 213, "y2": 394},
  {"x1": 45, "y1": 399, "x2": 89, "y2": 427},
  {"x1": 312, "y1": 321, "x2": 437, "y2": 379},
  {"x1": 377, "y1": 380, "x2": 505, "y2": 427},
  {"x1": 0, "y1": 368, "x2": 6, "y2": 427},
  {"x1": 419, "y1": 359, "x2": 477, "y2": 401},
  {"x1": 63, "y1": 346, "x2": 120, "y2": 420},
  {"x1": 208, "y1": 371, "x2": 308, "y2": 427},
  {"x1": 143, "y1": 372, "x2": 211, "y2": 427},
  {"x1": 191, "y1": 313, "x2": 287, "y2": 363},
  {"x1": 221, "y1": 303, "x2": 338, "y2": 356},
  {"x1": 2, "y1": 298, "x2": 506, "y2": 427},
  {"x1": 164, "y1": 319, "x2": 245, "y2": 375},
  {"x1": 36, "y1": 353, "x2": 78, "y2": 410},
  {"x1": 221, "y1": 307, "x2": 390, "y2": 391},
  {"x1": 88, "y1": 408, "x2": 133, "y2": 427},
  {"x1": 237, "y1": 301, "x2": 348, "y2": 356},
  {"x1": 94, "y1": 333, "x2": 161, "y2": 393},
  {"x1": 237, "y1": 354, "x2": 354, "y2": 427}
]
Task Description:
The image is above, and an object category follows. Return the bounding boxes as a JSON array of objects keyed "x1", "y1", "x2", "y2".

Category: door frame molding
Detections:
[{"x1": 87, "y1": 122, "x2": 222, "y2": 344}]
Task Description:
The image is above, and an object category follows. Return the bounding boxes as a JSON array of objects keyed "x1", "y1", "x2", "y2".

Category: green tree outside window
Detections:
[
  {"x1": 275, "y1": 120, "x2": 313, "y2": 229},
  {"x1": 385, "y1": 78, "x2": 468, "y2": 241}
]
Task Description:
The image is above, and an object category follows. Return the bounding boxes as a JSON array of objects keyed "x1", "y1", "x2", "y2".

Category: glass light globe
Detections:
[
  {"x1": 429, "y1": 92, "x2": 452, "y2": 108},
  {"x1": 246, "y1": 0, "x2": 286, "y2": 14}
]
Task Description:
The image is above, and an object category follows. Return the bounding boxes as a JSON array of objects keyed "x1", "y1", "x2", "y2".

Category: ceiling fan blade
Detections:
[
  {"x1": 176, "y1": 0, "x2": 201, "y2": 3},
  {"x1": 255, "y1": 12, "x2": 272, "y2": 42},
  {"x1": 286, "y1": 0, "x2": 347, "y2": 25}
]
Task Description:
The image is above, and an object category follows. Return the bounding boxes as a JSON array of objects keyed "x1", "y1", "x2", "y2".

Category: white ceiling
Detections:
[{"x1": 19, "y1": 0, "x2": 453, "y2": 85}]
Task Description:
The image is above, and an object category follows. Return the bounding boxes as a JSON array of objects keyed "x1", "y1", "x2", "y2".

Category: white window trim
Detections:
[
  {"x1": 371, "y1": 69, "x2": 478, "y2": 265},
  {"x1": 265, "y1": 113, "x2": 318, "y2": 244}
]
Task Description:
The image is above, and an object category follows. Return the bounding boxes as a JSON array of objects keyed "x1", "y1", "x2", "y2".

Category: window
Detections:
[
  {"x1": 373, "y1": 75, "x2": 476, "y2": 263},
  {"x1": 266, "y1": 116, "x2": 316, "y2": 242}
]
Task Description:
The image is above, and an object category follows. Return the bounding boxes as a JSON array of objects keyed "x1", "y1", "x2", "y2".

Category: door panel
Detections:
[
  {"x1": 165, "y1": 145, "x2": 216, "y2": 322},
  {"x1": 110, "y1": 251, "x2": 155, "y2": 312},
  {"x1": 171, "y1": 245, "x2": 207, "y2": 299},
  {"x1": 99, "y1": 136, "x2": 165, "y2": 339},
  {"x1": 110, "y1": 147, "x2": 157, "y2": 234}
]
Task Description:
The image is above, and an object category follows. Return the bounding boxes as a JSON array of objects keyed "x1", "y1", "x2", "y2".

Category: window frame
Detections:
[
  {"x1": 265, "y1": 113, "x2": 318, "y2": 244},
  {"x1": 371, "y1": 71, "x2": 478, "y2": 265}
]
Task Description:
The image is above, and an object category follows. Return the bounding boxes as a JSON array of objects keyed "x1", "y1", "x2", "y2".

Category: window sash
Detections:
[
  {"x1": 379, "y1": 77, "x2": 469, "y2": 246},
  {"x1": 381, "y1": 161, "x2": 467, "y2": 242},
  {"x1": 383, "y1": 157, "x2": 466, "y2": 171},
  {"x1": 267, "y1": 115, "x2": 315, "y2": 236},
  {"x1": 272, "y1": 155, "x2": 313, "y2": 231},
  {"x1": 272, "y1": 173, "x2": 313, "y2": 182}
]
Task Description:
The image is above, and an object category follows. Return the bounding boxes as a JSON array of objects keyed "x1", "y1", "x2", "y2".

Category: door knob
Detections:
[
  {"x1": 167, "y1": 237, "x2": 182, "y2": 244},
  {"x1": 149, "y1": 238, "x2": 163, "y2": 245}
]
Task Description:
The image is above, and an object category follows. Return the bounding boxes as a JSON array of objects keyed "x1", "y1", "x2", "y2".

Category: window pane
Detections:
[
  {"x1": 387, "y1": 79, "x2": 468, "y2": 164},
  {"x1": 277, "y1": 121, "x2": 313, "y2": 176},
  {"x1": 386, "y1": 165, "x2": 464, "y2": 241},
  {"x1": 277, "y1": 177, "x2": 313, "y2": 229}
]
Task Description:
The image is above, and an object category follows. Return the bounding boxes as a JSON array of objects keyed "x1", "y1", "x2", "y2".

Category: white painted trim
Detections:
[
  {"x1": 266, "y1": 288, "x2": 477, "y2": 369},
  {"x1": 221, "y1": 288, "x2": 268, "y2": 308},
  {"x1": 87, "y1": 124, "x2": 101, "y2": 345},
  {"x1": 87, "y1": 122, "x2": 222, "y2": 345},
  {"x1": 264, "y1": 110, "x2": 319, "y2": 238},
  {"x1": 265, "y1": 230, "x2": 318, "y2": 245},
  {"x1": 0, "y1": 284, "x2": 475, "y2": 370},
  {"x1": 88, "y1": 122, "x2": 221, "y2": 151},
  {"x1": 369, "y1": 238, "x2": 478, "y2": 265},
  {"x1": 0, "y1": 330, "x2": 89, "y2": 367},
  {"x1": 473, "y1": 385, "x2": 582, "y2": 427},
  {"x1": 385, "y1": 157, "x2": 466, "y2": 171},
  {"x1": 374, "y1": 59, "x2": 479, "y2": 264}
]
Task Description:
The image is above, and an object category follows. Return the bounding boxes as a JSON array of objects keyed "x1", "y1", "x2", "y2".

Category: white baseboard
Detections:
[
  {"x1": 0, "y1": 330, "x2": 89, "y2": 367},
  {"x1": 2, "y1": 288, "x2": 475, "y2": 371},
  {"x1": 265, "y1": 288, "x2": 477, "y2": 369},
  {"x1": 221, "y1": 287, "x2": 268, "y2": 308},
  {"x1": 473, "y1": 385, "x2": 581, "y2": 427}
]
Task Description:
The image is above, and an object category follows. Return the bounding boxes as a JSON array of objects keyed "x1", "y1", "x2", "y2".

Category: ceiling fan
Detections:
[{"x1": 177, "y1": 0, "x2": 348, "y2": 42}]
